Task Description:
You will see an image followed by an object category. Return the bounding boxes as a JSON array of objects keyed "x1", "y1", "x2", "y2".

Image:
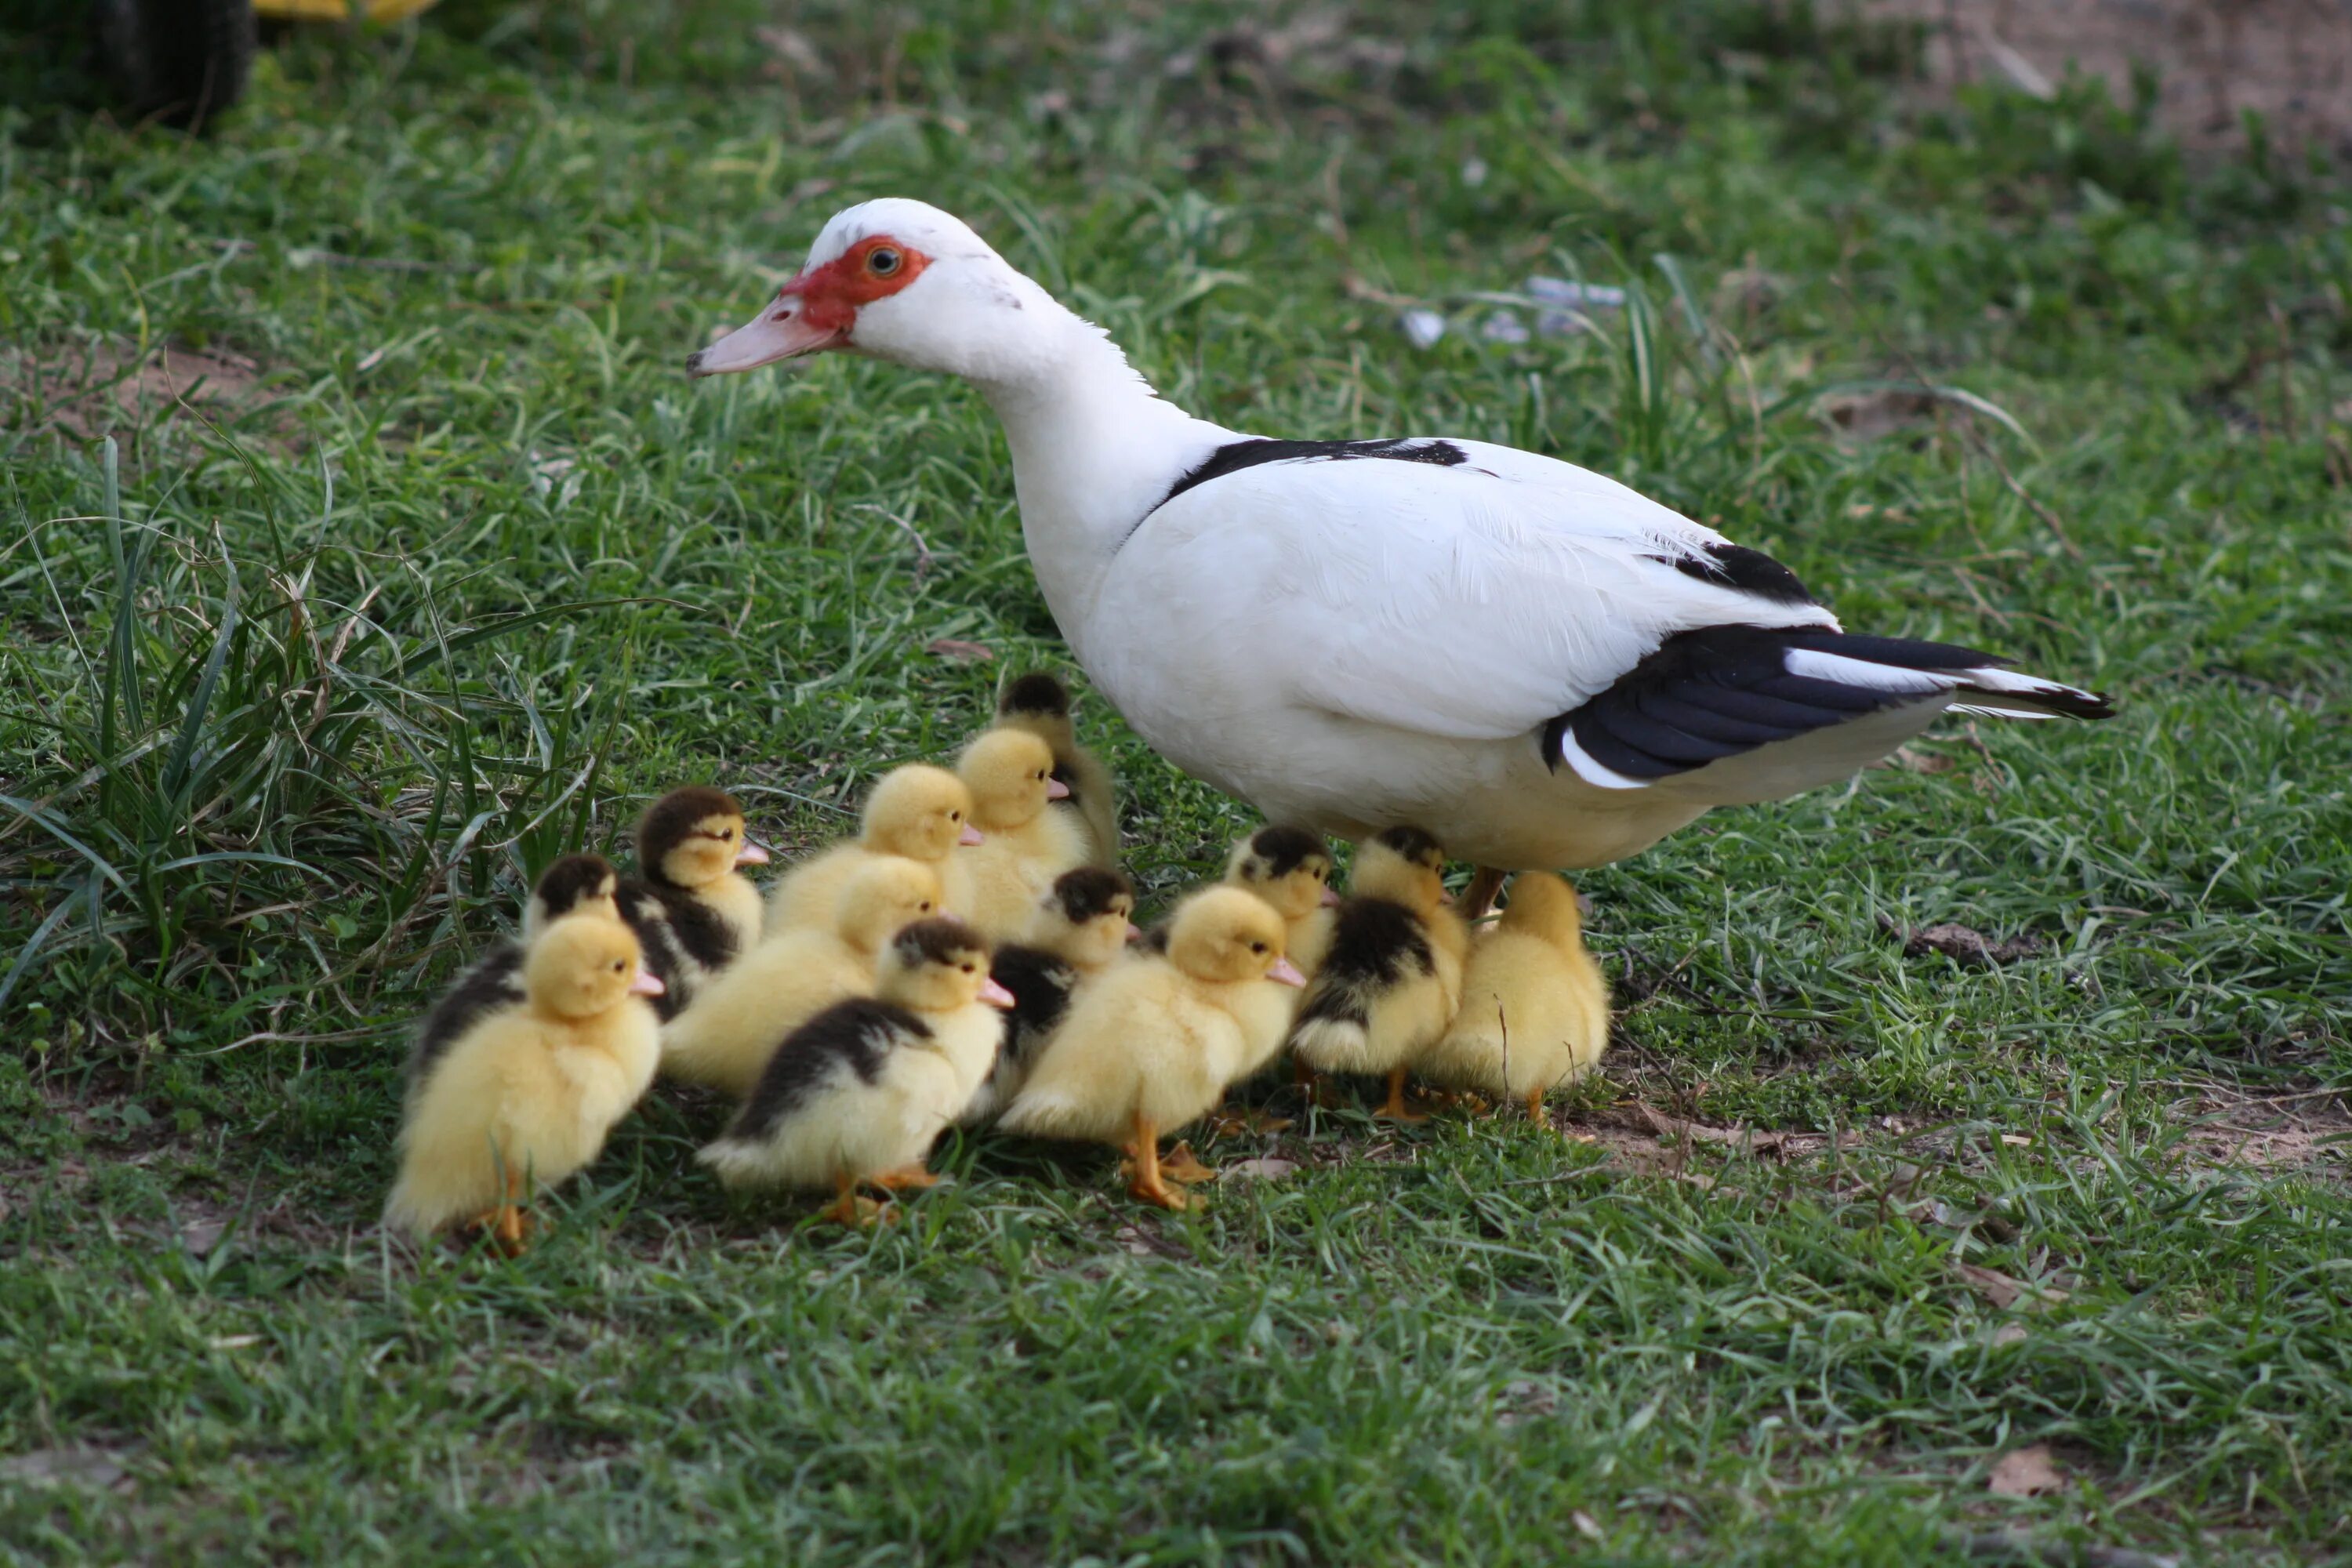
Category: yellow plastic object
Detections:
[{"x1": 252, "y1": 0, "x2": 440, "y2": 20}]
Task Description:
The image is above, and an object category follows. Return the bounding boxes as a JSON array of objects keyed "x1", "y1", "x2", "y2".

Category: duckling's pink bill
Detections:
[
  {"x1": 630, "y1": 969, "x2": 667, "y2": 997},
  {"x1": 1269, "y1": 957, "x2": 1307, "y2": 988},
  {"x1": 979, "y1": 977, "x2": 1018, "y2": 1008},
  {"x1": 1045, "y1": 778, "x2": 1072, "y2": 800},
  {"x1": 960, "y1": 823, "x2": 985, "y2": 846},
  {"x1": 684, "y1": 306, "x2": 839, "y2": 377},
  {"x1": 1321, "y1": 885, "x2": 1342, "y2": 907},
  {"x1": 735, "y1": 840, "x2": 771, "y2": 867}
]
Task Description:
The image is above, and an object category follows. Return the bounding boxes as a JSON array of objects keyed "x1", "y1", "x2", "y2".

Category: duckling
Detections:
[
  {"x1": 1224, "y1": 825, "x2": 1341, "y2": 979},
  {"x1": 767, "y1": 764, "x2": 981, "y2": 933},
  {"x1": 616, "y1": 786, "x2": 770, "y2": 1019},
  {"x1": 1289, "y1": 826, "x2": 1469, "y2": 1122},
  {"x1": 1420, "y1": 873, "x2": 1610, "y2": 1125},
  {"x1": 999, "y1": 887, "x2": 1305, "y2": 1210},
  {"x1": 386, "y1": 914, "x2": 665, "y2": 1250},
  {"x1": 661, "y1": 855, "x2": 944, "y2": 1097},
  {"x1": 995, "y1": 672, "x2": 1118, "y2": 869},
  {"x1": 962, "y1": 866, "x2": 1137, "y2": 1123},
  {"x1": 957, "y1": 728, "x2": 1090, "y2": 943},
  {"x1": 699, "y1": 919, "x2": 1012, "y2": 1225},
  {"x1": 408, "y1": 854, "x2": 621, "y2": 1093}
]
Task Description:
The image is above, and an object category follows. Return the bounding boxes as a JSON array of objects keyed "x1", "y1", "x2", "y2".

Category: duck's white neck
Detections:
[{"x1": 970, "y1": 310, "x2": 1234, "y2": 654}]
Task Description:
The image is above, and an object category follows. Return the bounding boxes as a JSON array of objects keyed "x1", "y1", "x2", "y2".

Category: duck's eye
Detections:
[
  {"x1": 920, "y1": 901, "x2": 935, "y2": 913},
  {"x1": 960, "y1": 962, "x2": 977, "y2": 974},
  {"x1": 1250, "y1": 941, "x2": 1268, "y2": 955},
  {"x1": 949, "y1": 811, "x2": 963, "y2": 822},
  {"x1": 612, "y1": 960, "x2": 626, "y2": 972},
  {"x1": 868, "y1": 246, "x2": 902, "y2": 277}
]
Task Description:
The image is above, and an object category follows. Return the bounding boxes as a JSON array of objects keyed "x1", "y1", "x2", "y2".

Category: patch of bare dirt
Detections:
[
  {"x1": 1862, "y1": 0, "x2": 2352, "y2": 157},
  {"x1": 1, "y1": 338, "x2": 285, "y2": 446},
  {"x1": 2176, "y1": 1084, "x2": 2351, "y2": 1169}
]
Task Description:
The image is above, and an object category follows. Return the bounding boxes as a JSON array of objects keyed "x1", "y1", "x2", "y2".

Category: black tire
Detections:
[{"x1": 93, "y1": 0, "x2": 256, "y2": 132}]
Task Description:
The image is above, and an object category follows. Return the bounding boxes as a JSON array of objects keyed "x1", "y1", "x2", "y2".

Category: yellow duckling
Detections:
[
  {"x1": 660, "y1": 855, "x2": 944, "y2": 1097},
  {"x1": 767, "y1": 764, "x2": 981, "y2": 932},
  {"x1": 1420, "y1": 873, "x2": 1610, "y2": 1125},
  {"x1": 412, "y1": 854, "x2": 622, "y2": 1083},
  {"x1": 963, "y1": 866, "x2": 1138, "y2": 1123},
  {"x1": 386, "y1": 914, "x2": 665, "y2": 1250},
  {"x1": 956, "y1": 728, "x2": 1089, "y2": 943},
  {"x1": 1289, "y1": 826, "x2": 1468, "y2": 1122},
  {"x1": 616, "y1": 786, "x2": 771, "y2": 1018},
  {"x1": 699, "y1": 919, "x2": 1013, "y2": 1225},
  {"x1": 994, "y1": 672, "x2": 1119, "y2": 869},
  {"x1": 999, "y1": 887, "x2": 1305, "y2": 1210},
  {"x1": 1224, "y1": 825, "x2": 1341, "y2": 979}
]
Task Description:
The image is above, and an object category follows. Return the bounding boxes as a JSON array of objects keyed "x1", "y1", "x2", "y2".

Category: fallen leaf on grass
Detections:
[
  {"x1": 0, "y1": 1448, "x2": 126, "y2": 1488},
  {"x1": 207, "y1": 1334, "x2": 260, "y2": 1351},
  {"x1": 1870, "y1": 744, "x2": 1956, "y2": 774},
  {"x1": 1899, "y1": 923, "x2": 2045, "y2": 967},
  {"x1": 1954, "y1": 1260, "x2": 2069, "y2": 1312},
  {"x1": 179, "y1": 1218, "x2": 227, "y2": 1257},
  {"x1": 1220, "y1": 1157, "x2": 1300, "y2": 1181},
  {"x1": 1987, "y1": 1444, "x2": 2064, "y2": 1497},
  {"x1": 1991, "y1": 1323, "x2": 2029, "y2": 1348},
  {"x1": 1570, "y1": 1510, "x2": 1604, "y2": 1542},
  {"x1": 1636, "y1": 1104, "x2": 1791, "y2": 1156},
  {"x1": 925, "y1": 638, "x2": 995, "y2": 663}
]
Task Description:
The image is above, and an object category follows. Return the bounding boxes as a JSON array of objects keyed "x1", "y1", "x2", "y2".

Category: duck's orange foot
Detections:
[
  {"x1": 1127, "y1": 1174, "x2": 1192, "y2": 1211},
  {"x1": 869, "y1": 1165, "x2": 941, "y2": 1191},
  {"x1": 470, "y1": 1203, "x2": 535, "y2": 1256},
  {"x1": 816, "y1": 1192, "x2": 887, "y2": 1228}
]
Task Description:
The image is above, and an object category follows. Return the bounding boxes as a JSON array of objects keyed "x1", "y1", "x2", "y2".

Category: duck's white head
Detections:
[{"x1": 687, "y1": 198, "x2": 1065, "y2": 387}]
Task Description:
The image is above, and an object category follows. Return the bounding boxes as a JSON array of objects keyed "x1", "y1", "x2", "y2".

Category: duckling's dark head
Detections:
[
  {"x1": 527, "y1": 853, "x2": 620, "y2": 938},
  {"x1": 637, "y1": 786, "x2": 761, "y2": 889},
  {"x1": 999, "y1": 672, "x2": 1073, "y2": 719}
]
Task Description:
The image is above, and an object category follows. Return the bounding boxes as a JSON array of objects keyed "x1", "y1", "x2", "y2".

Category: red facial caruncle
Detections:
[
  {"x1": 775, "y1": 234, "x2": 932, "y2": 339},
  {"x1": 686, "y1": 233, "x2": 931, "y2": 378}
]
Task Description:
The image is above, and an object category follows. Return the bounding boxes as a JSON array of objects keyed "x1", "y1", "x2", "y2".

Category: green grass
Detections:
[{"x1": 4, "y1": 0, "x2": 2350, "y2": 1560}]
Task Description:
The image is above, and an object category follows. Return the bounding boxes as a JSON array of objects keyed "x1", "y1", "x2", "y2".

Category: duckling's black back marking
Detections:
[
  {"x1": 1542, "y1": 625, "x2": 2114, "y2": 783},
  {"x1": 1000, "y1": 673, "x2": 1072, "y2": 718},
  {"x1": 1050, "y1": 866, "x2": 1132, "y2": 925},
  {"x1": 728, "y1": 998, "x2": 928, "y2": 1142},
  {"x1": 1123, "y1": 438, "x2": 1472, "y2": 553},
  {"x1": 989, "y1": 944, "x2": 1081, "y2": 1066},
  {"x1": 1298, "y1": 898, "x2": 1434, "y2": 1029},
  {"x1": 1247, "y1": 826, "x2": 1328, "y2": 878},
  {"x1": 636, "y1": 786, "x2": 741, "y2": 873},
  {"x1": 532, "y1": 853, "x2": 615, "y2": 919},
  {"x1": 409, "y1": 943, "x2": 524, "y2": 1083},
  {"x1": 616, "y1": 880, "x2": 735, "y2": 1018}
]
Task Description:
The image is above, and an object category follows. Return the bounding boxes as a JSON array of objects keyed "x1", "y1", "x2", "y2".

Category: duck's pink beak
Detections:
[
  {"x1": 1320, "y1": 885, "x2": 1342, "y2": 907},
  {"x1": 1123, "y1": 921, "x2": 1143, "y2": 943},
  {"x1": 1268, "y1": 956, "x2": 1307, "y2": 988},
  {"x1": 629, "y1": 967, "x2": 666, "y2": 998},
  {"x1": 960, "y1": 823, "x2": 985, "y2": 846},
  {"x1": 979, "y1": 977, "x2": 1018, "y2": 1008},
  {"x1": 735, "y1": 840, "x2": 771, "y2": 867},
  {"x1": 1045, "y1": 777, "x2": 1071, "y2": 800},
  {"x1": 685, "y1": 289, "x2": 843, "y2": 377}
]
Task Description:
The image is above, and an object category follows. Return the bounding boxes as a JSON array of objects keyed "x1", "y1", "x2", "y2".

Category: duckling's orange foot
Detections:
[
  {"x1": 1376, "y1": 1069, "x2": 1430, "y2": 1123},
  {"x1": 817, "y1": 1192, "x2": 887, "y2": 1228},
  {"x1": 471, "y1": 1204, "x2": 535, "y2": 1256},
  {"x1": 1160, "y1": 1142, "x2": 1218, "y2": 1184},
  {"x1": 1201, "y1": 1110, "x2": 1254, "y2": 1140},
  {"x1": 869, "y1": 1165, "x2": 941, "y2": 1191},
  {"x1": 1127, "y1": 1174, "x2": 1191, "y2": 1211}
]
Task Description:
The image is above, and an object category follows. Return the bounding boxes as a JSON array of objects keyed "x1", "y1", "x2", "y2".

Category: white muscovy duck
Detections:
[{"x1": 686, "y1": 198, "x2": 2111, "y2": 892}]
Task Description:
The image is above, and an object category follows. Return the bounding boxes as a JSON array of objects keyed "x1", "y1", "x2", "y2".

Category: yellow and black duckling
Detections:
[
  {"x1": 698, "y1": 919, "x2": 1012, "y2": 1225},
  {"x1": 767, "y1": 764, "x2": 981, "y2": 932},
  {"x1": 1223, "y1": 825, "x2": 1341, "y2": 980},
  {"x1": 660, "y1": 855, "x2": 944, "y2": 1097},
  {"x1": 994, "y1": 672, "x2": 1118, "y2": 869},
  {"x1": 616, "y1": 786, "x2": 770, "y2": 1019},
  {"x1": 962, "y1": 866, "x2": 1137, "y2": 1124},
  {"x1": 957, "y1": 728, "x2": 1091, "y2": 943},
  {"x1": 1288, "y1": 826, "x2": 1469, "y2": 1122},
  {"x1": 386, "y1": 914, "x2": 665, "y2": 1250},
  {"x1": 1421, "y1": 873, "x2": 1610, "y2": 1126},
  {"x1": 409, "y1": 854, "x2": 620, "y2": 1089},
  {"x1": 999, "y1": 887, "x2": 1304, "y2": 1210}
]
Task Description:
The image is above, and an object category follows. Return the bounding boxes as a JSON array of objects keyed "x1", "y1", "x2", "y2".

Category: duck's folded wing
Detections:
[
  {"x1": 1127, "y1": 438, "x2": 2106, "y2": 789},
  {"x1": 1134, "y1": 440, "x2": 1835, "y2": 742}
]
